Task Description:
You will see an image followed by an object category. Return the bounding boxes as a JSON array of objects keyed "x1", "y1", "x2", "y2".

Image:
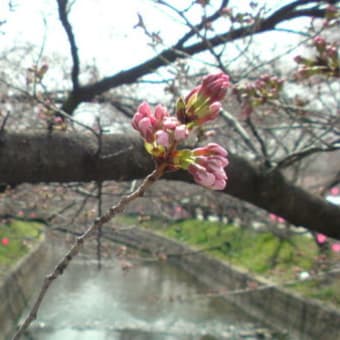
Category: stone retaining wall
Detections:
[
  {"x1": 0, "y1": 237, "x2": 50, "y2": 340},
  {"x1": 105, "y1": 226, "x2": 340, "y2": 340}
]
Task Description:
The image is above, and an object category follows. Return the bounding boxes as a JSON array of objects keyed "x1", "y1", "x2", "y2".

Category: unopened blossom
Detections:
[
  {"x1": 132, "y1": 102, "x2": 169, "y2": 142},
  {"x1": 155, "y1": 130, "x2": 170, "y2": 147},
  {"x1": 174, "y1": 124, "x2": 189, "y2": 141},
  {"x1": 181, "y1": 72, "x2": 230, "y2": 126},
  {"x1": 316, "y1": 233, "x2": 327, "y2": 244},
  {"x1": 330, "y1": 187, "x2": 340, "y2": 195},
  {"x1": 332, "y1": 243, "x2": 340, "y2": 253},
  {"x1": 1, "y1": 237, "x2": 9, "y2": 246},
  {"x1": 200, "y1": 73, "x2": 230, "y2": 102},
  {"x1": 187, "y1": 143, "x2": 229, "y2": 190}
]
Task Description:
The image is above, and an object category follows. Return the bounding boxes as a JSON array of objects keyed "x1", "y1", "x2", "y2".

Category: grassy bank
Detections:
[
  {"x1": 117, "y1": 215, "x2": 340, "y2": 307},
  {"x1": 0, "y1": 219, "x2": 43, "y2": 275}
]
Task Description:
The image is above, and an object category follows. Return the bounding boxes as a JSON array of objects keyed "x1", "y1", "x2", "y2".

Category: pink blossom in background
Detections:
[
  {"x1": 330, "y1": 187, "x2": 339, "y2": 195},
  {"x1": 17, "y1": 210, "x2": 24, "y2": 217},
  {"x1": 316, "y1": 233, "x2": 327, "y2": 244},
  {"x1": 1, "y1": 237, "x2": 9, "y2": 246},
  {"x1": 269, "y1": 213, "x2": 277, "y2": 222},
  {"x1": 269, "y1": 214, "x2": 285, "y2": 223},
  {"x1": 331, "y1": 243, "x2": 340, "y2": 253}
]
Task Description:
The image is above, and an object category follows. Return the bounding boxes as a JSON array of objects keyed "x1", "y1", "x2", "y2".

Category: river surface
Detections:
[{"x1": 21, "y1": 248, "x2": 285, "y2": 340}]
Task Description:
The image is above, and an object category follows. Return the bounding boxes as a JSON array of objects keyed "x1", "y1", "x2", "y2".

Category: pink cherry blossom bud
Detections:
[
  {"x1": 313, "y1": 36, "x2": 326, "y2": 48},
  {"x1": 269, "y1": 213, "x2": 277, "y2": 222},
  {"x1": 163, "y1": 116, "x2": 179, "y2": 129},
  {"x1": 206, "y1": 143, "x2": 228, "y2": 157},
  {"x1": 331, "y1": 243, "x2": 340, "y2": 253},
  {"x1": 155, "y1": 130, "x2": 170, "y2": 147},
  {"x1": 154, "y1": 104, "x2": 169, "y2": 121},
  {"x1": 210, "y1": 178, "x2": 227, "y2": 190},
  {"x1": 188, "y1": 143, "x2": 228, "y2": 190},
  {"x1": 189, "y1": 164, "x2": 215, "y2": 187},
  {"x1": 1, "y1": 237, "x2": 9, "y2": 246},
  {"x1": 174, "y1": 124, "x2": 189, "y2": 141},
  {"x1": 184, "y1": 73, "x2": 230, "y2": 126},
  {"x1": 201, "y1": 73, "x2": 230, "y2": 102},
  {"x1": 138, "y1": 117, "x2": 153, "y2": 136},
  {"x1": 138, "y1": 101, "x2": 152, "y2": 116},
  {"x1": 132, "y1": 102, "x2": 152, "y2": 130},
  {"x1": 277, "y1": 217, "x2": 285, "y2": 223},
  {"x1": 316, "y1": 233, "x2": 327, "y2": 244},
  {"x1": 330, "y1": 187, "x2": 339, "y2": 195}
]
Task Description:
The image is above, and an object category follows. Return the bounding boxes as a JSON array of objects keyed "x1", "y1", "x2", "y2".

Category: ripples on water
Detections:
[{"x1": 22, "y1": 254, "x2": 286, "y2": 340}]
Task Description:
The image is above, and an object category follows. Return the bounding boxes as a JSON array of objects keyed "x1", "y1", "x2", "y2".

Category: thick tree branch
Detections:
[
  {"x1": 57, "y1": 0, "x2": 80, "y2": 90},
  {"x1": 61, "y1": 1, "x2": 333, "y2": 114},
  {"x1": 1, "y1": 131, "x2": 340, "y2": 239}
]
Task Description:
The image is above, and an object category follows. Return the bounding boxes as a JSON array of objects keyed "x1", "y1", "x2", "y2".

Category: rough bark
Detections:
[{"x1": 1, "y1": 131, "x2": 339, "y2": 239}]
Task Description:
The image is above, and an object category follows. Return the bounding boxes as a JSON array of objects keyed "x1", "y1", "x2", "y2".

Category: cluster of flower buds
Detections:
[
  {"x1": 269, "y1": 213, "x2": 285, "y2": 224},
  {"x1": 316, "y1": 233, "x2": 340, "y2": 253},
  {"x1": 233, "y1": 74, "x2": 284, "y2": 117},
  {"x1": 132, "y1": 73, "x2": 230, "y2": 190},
  {"x1": 294, "y1": 36, "x2": 339, "y2": 79}
]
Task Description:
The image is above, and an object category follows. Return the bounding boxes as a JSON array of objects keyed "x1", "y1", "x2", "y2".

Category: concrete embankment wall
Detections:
[
  {"x1": 0, "y1": 238, "x2": 50, "y2": 340},
  {"x1": 106, "y1": 226, "x2": 340, "y2": 340}
]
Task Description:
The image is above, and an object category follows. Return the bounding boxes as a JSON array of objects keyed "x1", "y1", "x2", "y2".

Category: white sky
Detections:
[
  {"x1": 1, "y1": 0, "x2": 209, "y2": 73},
  {"x1": 0, "y1": 0, "x2": 311, "y2": 126},
  {"x1": 0, "y1": 0, "x2": 307, "y2": 76}
]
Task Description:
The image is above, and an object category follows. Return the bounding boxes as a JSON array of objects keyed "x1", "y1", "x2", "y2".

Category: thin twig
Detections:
[{"x1": 12, "y1": 165, "x2": 165, "y2": 340}]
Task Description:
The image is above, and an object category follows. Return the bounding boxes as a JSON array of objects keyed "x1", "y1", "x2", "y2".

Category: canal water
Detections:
[{"x1": 21, "y1": 247, "x2": 285, "y2": 340}]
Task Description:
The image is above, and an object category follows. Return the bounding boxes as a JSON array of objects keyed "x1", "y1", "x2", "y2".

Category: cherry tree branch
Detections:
[
  {"x1": 61, "y1": 1, "x2": 333, "y2": 114},
  {"x1": 1, "y1": 131, "x2": 340, "y2": 239},
  {"x1": 57, "y1": 0, "x2": 80, "y2": 90}
]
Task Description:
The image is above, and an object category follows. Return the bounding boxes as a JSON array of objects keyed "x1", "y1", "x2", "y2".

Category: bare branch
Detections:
[
  {"x1": 57, "y1": 0, "x2": 80, "y2": 90},
  {"x1": 61, "y1": 1, "x2": 333, "y2": 114}
]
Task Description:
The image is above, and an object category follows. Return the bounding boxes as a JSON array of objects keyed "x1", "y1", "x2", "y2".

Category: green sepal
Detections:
[
  {"x1": 172, "y1": 149, "x2": 194, "y2": 170},
  {"x1": 144, "y1": 142, "x2": 165, "y2": 158}
]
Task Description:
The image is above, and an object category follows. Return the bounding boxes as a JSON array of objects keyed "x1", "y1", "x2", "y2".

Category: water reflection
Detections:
[{"x1": 23, "y1": 255, "x2": 281, "y2": 340}]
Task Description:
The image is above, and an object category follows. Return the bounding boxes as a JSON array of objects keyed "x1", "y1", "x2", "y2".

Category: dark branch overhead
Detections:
[
  {"x1": 57, "y1": 0, "x2": 80, "y2": 91},
  {"x1": 60, "y1": 0, "x2": 334, "y2": 114}
]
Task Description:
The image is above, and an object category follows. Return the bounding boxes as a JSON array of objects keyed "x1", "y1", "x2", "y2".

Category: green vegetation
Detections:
[
  {"x1": 117, "y1": 215, "x2": 340, "y2": 307},
  {"x1": 0, "y1": 220, "x2": 43, "y2": 272}
]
